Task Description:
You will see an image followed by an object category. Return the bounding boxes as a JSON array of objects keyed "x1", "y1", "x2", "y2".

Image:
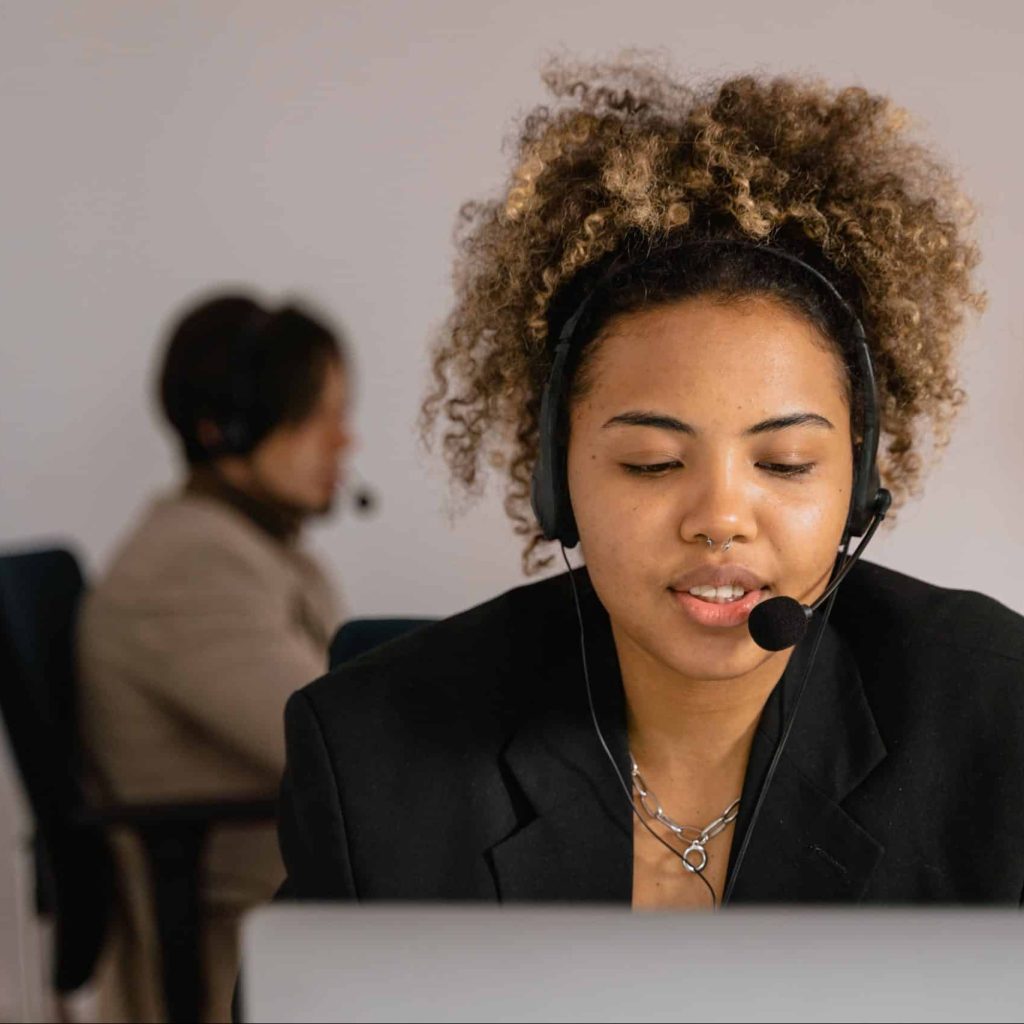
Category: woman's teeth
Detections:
[{"x1": 687, "y1": 584, "x2": 748, "y2": 603}]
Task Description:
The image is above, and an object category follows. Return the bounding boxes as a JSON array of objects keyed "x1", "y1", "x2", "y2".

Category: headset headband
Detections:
[{"x1": 530, "y1": 238, "x2": 887, "y2": 546}]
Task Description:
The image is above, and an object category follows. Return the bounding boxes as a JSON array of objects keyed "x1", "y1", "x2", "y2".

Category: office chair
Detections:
[
  {"x1": 0, "y1": 546, "x2": 276, "y2": 1023},
  {"x1": 329, "y1": 617, "x2": 434, "y2": 669}
]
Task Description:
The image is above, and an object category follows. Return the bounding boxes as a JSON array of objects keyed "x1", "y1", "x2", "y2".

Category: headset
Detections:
[
  {"x1": 532, "y1": 238, "x2": 892, "y2": 906},
  {"x1": 531, "y1": 240, "x2": 889, "y2": 547},
  {"x1": 207, "y1": 309, "x2": 378, "y2": 513},
  {"x1": 211, "y1": 309, "x2": 278, "y2": 457}
]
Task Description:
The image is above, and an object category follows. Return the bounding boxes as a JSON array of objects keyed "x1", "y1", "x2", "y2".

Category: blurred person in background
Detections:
[{"x1": 78, "y1": 292, "x2": 353, "y2": 1022}]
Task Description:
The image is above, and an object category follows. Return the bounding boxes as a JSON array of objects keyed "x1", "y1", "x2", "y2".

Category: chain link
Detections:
[{"x1": 630, "y1": 755, "x2": 740, "y2": 875}]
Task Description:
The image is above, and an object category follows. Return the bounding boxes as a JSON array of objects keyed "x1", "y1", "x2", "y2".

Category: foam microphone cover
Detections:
[
  {"x1": 352, "y1": 488, "x2": 377, "y2": 515},
  {"x1": 748, "y1": 596, "x2": 812, "y2": 652}
]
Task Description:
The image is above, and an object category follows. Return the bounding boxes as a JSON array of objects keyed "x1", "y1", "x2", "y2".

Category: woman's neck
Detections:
[
  {"x1": 613, "y1": 622, "x2": 793, "y2": 781},
  {"x1": 186, "y1": 463, "x2": 304, "y2": 544}
]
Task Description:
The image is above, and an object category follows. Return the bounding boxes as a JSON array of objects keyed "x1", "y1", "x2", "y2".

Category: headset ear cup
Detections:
[
  {"x1": 530, "y1": 457, "x2": 556, "y2": 539},
  {"x1": 552, "y1": 467, "x2": 579, "y2": 548},
  {"x1": 216, "y1": 307, "x2": 276, "y2": 459},
  {"x1": 845, "y1": 332, "x2": 886, "y2": 538},
  {"x1": 531, "y1": 342, "x2": 579, "y2": 547},
  {"x1": 846, "y1": 498, "x2": 870, "y2": 538},
  {"x1": 846, "y1": 464, "x2": 877, "y2": 537},
  {"x1": 847, "y1": 473, "x2": 890, "y2": 537},
  {"x1": 219, "y1": 417, "x2": 251, "y2": 455},
  {"x1": 864, "y1": 486, "x2": 892, "y2": 533},
  {"x1": 530, "y1": 441, "x2": 579, "y2": 547},
  {"x1": 530, "y1": 438, "x2": 579, "y2": 546}
]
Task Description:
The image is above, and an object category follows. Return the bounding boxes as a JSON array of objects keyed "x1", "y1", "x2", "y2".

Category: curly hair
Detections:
[{"x1": 420, "y1": 57, "x2": 985, "y2": 572}]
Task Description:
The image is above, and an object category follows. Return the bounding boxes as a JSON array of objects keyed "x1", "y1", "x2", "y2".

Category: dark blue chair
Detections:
[
  {"x1": 329, "y1": 617, "x2": 435, "y2": 669},
  {"x1": 232, "y1": 616, "x2": 438, "y2": 1023},
  {"x1": 0, "y1": 548, "x2": 111, "y2": 997},
  {"x1": 0, "y1": 545, "x2": 276, "y2": 1023}
]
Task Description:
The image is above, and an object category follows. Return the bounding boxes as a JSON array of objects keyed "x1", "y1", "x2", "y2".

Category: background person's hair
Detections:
[
  {"x1": 158, "y1": 292, "x2": 347, "y2": 465},
  {"x1": 420, "y1": 57, "x2": 986, "y2": 572}
]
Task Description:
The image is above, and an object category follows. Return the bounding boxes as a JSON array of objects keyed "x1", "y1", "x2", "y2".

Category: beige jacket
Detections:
[{"x1": 78, "y1": 490, "x2": 341, "y2": 1021}]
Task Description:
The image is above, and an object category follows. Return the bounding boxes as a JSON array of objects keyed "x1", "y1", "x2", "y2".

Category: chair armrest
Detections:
[
  {"x1": 71, "y1": 797, "x2": 276, "y2": 1023},
  {"x1": 73, "y1": 798, "x2": 277, "y2": 829}
]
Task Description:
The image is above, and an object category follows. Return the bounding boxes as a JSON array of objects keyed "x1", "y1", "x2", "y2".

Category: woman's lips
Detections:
[{"x1": 669, "y1": 586, "x2": 769, "y2": 628}]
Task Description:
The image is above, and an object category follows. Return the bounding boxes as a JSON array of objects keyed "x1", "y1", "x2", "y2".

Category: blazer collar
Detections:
[
  {"x1": 724, "y1": 616, "x2": 888, "y2": 902},
  {"x1": 488, "y1": 571, "x2": 887, "y2": 904},
  {"x1": 488, "y1": 573, "x2": 632, "y2": 901}
]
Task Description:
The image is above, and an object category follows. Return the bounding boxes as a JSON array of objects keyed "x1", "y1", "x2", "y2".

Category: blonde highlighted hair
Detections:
[{"x1": 421, "y1": 57, "x2": 985, "y2": 571}]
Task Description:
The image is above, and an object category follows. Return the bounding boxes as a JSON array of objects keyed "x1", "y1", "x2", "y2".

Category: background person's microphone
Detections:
[
  {"x1": 747, "y1": 489, "x2": 892, "y2": 652},
  {"x1": 350, "y1": 486, "x2": 376, "y2": 514},
  {"x1": 342, "y1": 470, "x2": 378, "y2": 516}
]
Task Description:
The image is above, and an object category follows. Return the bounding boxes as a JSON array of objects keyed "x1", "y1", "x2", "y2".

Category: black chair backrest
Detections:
[
  {"x1": 329, "y1": 617, "x2": 435, "y2": 669},
  {"x1": 0, "y1": 545, "x2": 113, "y2": 992},
  {"x1": 0, "y1": 548, "x2": 86, "y2": 825}
]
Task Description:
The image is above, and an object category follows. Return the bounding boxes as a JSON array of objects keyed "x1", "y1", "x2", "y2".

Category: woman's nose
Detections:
[
  {"x1": 677, "y1": 459, "x2": 757, "y2": 550},
  {"x1": 333, "y1": 422, "x2": 355, "y2": 452}
]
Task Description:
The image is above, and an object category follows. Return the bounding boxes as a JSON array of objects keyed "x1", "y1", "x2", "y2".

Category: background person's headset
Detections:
[
  {"x1": 529, "y1": 238, "x2": 892, "y2": 905},
  {"x1": 211, "y1": 308, "x2": 278, "y2": 457},
  {"x1": 208, "y1": 308, "x2": 377, "y2": 513}
]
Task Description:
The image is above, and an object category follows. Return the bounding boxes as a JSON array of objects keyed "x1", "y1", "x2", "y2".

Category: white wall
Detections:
[{"x1": 2, "y1": 1, "x2": 1022, "y2": 1017}]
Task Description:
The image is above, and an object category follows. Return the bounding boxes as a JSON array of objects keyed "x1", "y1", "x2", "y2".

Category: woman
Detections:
[
  {"x1": 278, "y1": 61, "x2": 1024, "y2": 909},
  {"x1": 80, "y1": 293, "x2": 353, "y2": 1020}
]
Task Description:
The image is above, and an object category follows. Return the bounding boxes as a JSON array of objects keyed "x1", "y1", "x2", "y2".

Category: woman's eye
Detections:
[
  {"x1": 758, "y1": 462, "x2": 815, "y2": 477},
  {"x1": 620, "y1": 460, "x2": 815, "y2": 477},
  {"x1": 621, "y1": 461, "x2": 682, "y2": 476}
]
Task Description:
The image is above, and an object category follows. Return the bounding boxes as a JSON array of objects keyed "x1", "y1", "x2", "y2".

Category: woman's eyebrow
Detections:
[
  {"x1": 601, "y1": 410, "x2": 834, "y2": 434},
  {"x1": 744, "y1": 412, "x2": 835, "y2": 435},
  {"x1": 602, "y1": 411, "x2": 696, "y2": 434}
]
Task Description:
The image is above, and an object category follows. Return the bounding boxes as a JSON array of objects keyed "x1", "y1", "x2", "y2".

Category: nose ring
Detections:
[{"x1": 700, "y1": 534, "x2": 735, "y2": 552}]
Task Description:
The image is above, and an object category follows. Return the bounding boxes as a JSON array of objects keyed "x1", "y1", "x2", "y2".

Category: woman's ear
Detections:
[{"x1": 196, "y1": 418, "x2": 224, "y2": 452}]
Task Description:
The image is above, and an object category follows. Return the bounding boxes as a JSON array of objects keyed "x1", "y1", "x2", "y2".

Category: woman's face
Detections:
[
  {"x1": 566, "y1": 295, "x2": 854, "y2": 684},
  {"x1": 249, "y1": 358, "x2": 353, "y2": 515}
]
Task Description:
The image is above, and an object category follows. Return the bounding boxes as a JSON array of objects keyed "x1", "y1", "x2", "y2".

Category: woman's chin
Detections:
[
  {"x1": 612, "y1": 616, "x2": 773, "y2": 685},
  {"x1": 664, "y1": 644, "x2": 772, "y2": 684},
  {"x1": 309, "y1": 493, "x2": 336, "y2": 517}
]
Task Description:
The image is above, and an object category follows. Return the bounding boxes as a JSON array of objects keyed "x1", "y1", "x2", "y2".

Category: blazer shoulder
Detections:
[
  {"x1": 835, "y1": 560, "x2": 1024, "y2": 666},
  {"x1": 299, "y1": 570, "x2": 576, "y2": 726}
]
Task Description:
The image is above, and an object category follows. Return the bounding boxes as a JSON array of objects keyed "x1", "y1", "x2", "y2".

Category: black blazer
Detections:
[{"x1": 277, "y1": 561, "x2": 1024, "y2": 905}]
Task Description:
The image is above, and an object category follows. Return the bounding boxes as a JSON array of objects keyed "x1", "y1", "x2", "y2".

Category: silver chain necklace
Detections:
[{"x1": 630, "y1": 755, "x2": 741, "y2": 875}]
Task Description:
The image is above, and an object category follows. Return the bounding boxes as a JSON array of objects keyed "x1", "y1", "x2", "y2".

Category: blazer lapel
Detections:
[
  {"x1": 726, "y1": 621, "x2": 888, "y2": 902},
  {"x1": 486, "y1": 569, "x2": 888, "y2": 905},
  {"x1": 487, "y1": 576, "x2": 633, "y2": 903}
]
